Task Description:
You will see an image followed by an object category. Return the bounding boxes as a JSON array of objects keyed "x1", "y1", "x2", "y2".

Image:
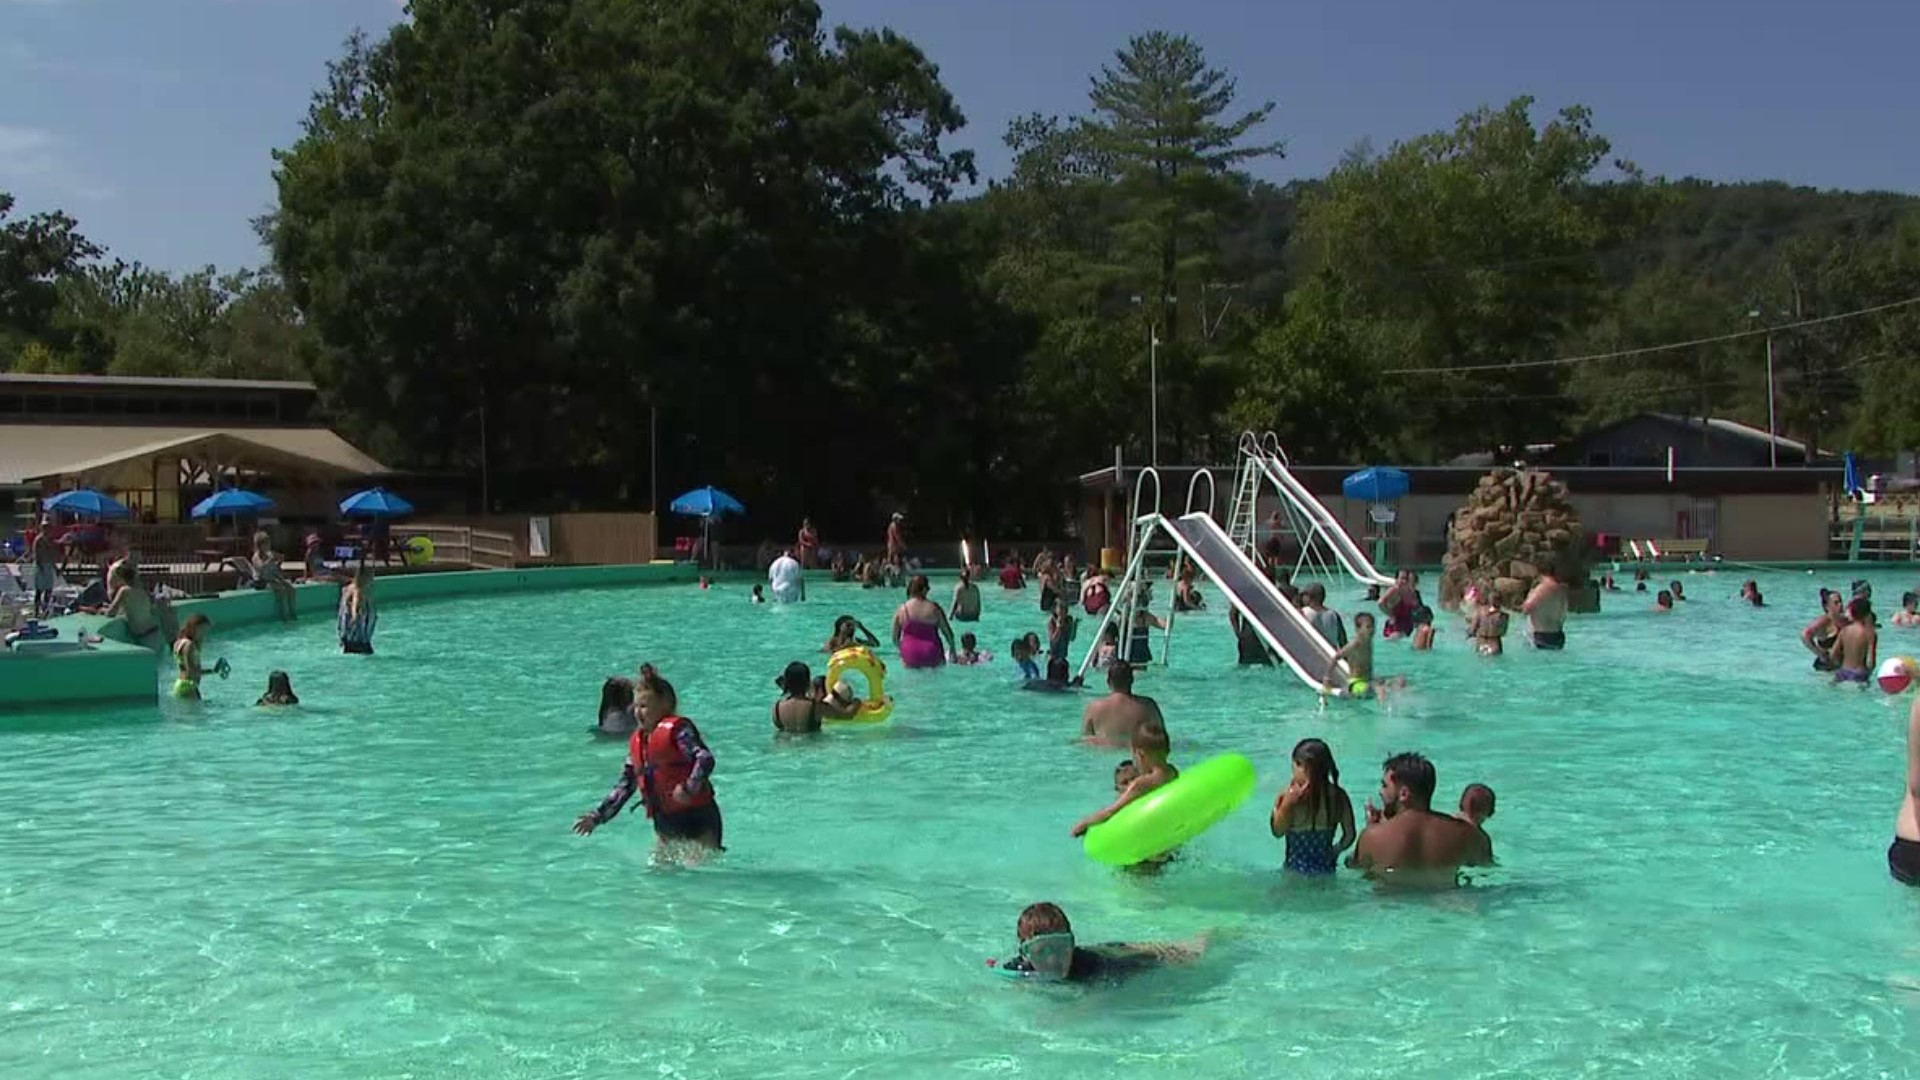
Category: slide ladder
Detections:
[{"x1": 1078, "y1": 466, "x2": 1350, "y2": 692}]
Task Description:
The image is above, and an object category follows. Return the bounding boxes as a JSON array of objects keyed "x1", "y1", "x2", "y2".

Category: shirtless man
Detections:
[
  {"x1": 1521, "y1": 560, "x2": 1569, "y2": 650},
  {"x1": 1831, "y1": 596, "x2": 1878, "y2": 687},
  {"x1": 1080, "y1": 663, "x2": 1165, "y2": 747},
  {"x1": 951, "y1": 568, "x2": 982, "y2": 622},
  {"x1": 1347, "y1": 751, "x2": 1492, "y2": 888},
  {"x1": 1890, "y1": 661, "x2": 1920, "y2": 885}
]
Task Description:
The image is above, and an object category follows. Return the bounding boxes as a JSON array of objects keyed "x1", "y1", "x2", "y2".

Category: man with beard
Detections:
[{"x1": 1347, "y1": 751, "x2": 1493, "y2": 888}]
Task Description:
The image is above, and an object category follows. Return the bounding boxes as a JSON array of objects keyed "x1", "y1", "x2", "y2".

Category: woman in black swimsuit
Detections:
[
  {"x1": 772, "y1": 661, "x2": 858, "y2": 734},
  {"x1": 1802, "y1": 589, "x2": 1847, "y2": 672}
]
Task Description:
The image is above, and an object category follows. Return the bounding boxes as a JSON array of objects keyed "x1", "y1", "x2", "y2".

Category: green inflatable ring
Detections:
[{"x1": 1082, "y1": 752, "x2": 1258, "y2": 866}]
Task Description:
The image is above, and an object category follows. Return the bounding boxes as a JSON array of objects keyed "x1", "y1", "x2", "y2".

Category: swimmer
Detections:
[
  {"x1": 593, "y1": 676, "x2": 637, "y2": 736},
  {"x1": 171, "y1": 614, "x2": 215, "y2": 700},
  {"x1": 954, "y1": 632, "x2": 991, "y2": 665},
  {"x1": 825, "y1": 614, "x2": 880, "y2": 653},
  {"x1": 574, "y1": 663, "x2": 724, "y2": 854},
  {"x1": 749, "y1": 584, "x2": 766, "y2": 604},
  {"x1": 1411, "y1": 606, "x2": 1436, "y2": 651},
  {"x1": 1323, "y1": 613, "x2": 1405, "y2": 699},
  {"x1": 1832, "y1": 596, "x2": 1878, "y2": 686},
  {"x1": 1081, "y1": 663, "x2": 1165, "y2": 747},
  {"x1": 1740, "y1": 580, "x2": 1767, "y2": 608},
  {"x1": 951, "y1": 568, "x2": 982, "y2": 622},
  {"x1": 1230, "y1": 607, "x2": 1276, "y2": 666},
  {"x1": 256, "y1": 670, "x2": 299, "y2": 706},
  {"x1": 1070, "y1": 725, "x2": 1176, "y2": 838},
  {"x1": 1804, "y1": 590, "x2": 1847, "y2": 671},
  {"x1": 1347, "y1": 751, "x2": 1493, "y2": 888},
  {"x1": 338, "y1": 563, "x2": 377, "y2": 655},
  {"x1": 1046, "y1": 598, "x2": 1078, "y2": 665},
  {"x1": 1010, "y1": 637, "x2": 1040, "y2": 681},
  {"x1": 1669, "y1": 580, "x2": 1687, "y2": 602},
  {"x1": 1093, "y1": 624, "x2": 1119, "y2": 670},
  {"x1": 988, "y1": 902, "x2": 1208, "y2": 983},
  {"x1": 1654, "y1": 589, "x2": 1673, "y2": 612},
  {"x1": 1889, "y1": 659, "x2": 1920, "y2": 885},
  {"x1": 1471, "y1": 596, "x2": 1507, "y2": 656},
  {"x1": 1521, "y1": 559, "x2": 1568, "y2": 649},
  {"x1": 1457, "y1": 782, "x2": 1496, "y2": 828},
  {"x1": 772, "y1": 661, "x2": 858, "y2": 734},
  {"x1": 1271, "y1": 737, "x2": 1356, "y2": 876},
  {"x1": 1020, "y1": 656, "x2": 1082, "y2": 693},
  {"x1": 1895, "y1": 592, "x2": 1920, "y2": 629},
  {"x1": 1113, "y1": 760, "x2": 1175, "y2": 870}
]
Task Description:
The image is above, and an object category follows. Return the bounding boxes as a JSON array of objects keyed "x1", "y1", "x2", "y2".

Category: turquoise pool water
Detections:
[{"x1": 5, "y1": 568, "x2": 1920, "y2": 1078}]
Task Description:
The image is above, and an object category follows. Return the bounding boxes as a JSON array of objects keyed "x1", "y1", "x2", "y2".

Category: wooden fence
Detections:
[{"x1": 413, "y1": 512, "x2": 657, "y2": 566}]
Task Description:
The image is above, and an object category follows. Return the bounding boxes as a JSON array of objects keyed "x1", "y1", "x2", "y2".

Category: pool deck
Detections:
[{"x1": 0, "y1": 563, "x2": 722, "y2": 710}]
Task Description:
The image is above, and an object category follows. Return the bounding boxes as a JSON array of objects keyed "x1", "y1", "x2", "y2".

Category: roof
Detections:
[
  {"x1": 1583, "y1": 412, "x2": 1823, "y2": 457},
  {"x1": 0, "y1": 425, "x2": 388, "y2": 484},
  {"x1": 0, "y1": 373, "x2": 316, "y2": 393}
]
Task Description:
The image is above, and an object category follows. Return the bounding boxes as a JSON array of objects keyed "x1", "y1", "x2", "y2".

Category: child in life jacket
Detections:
[{"x1": 573, "y1": 663, "x2": 724, "y2": 855}]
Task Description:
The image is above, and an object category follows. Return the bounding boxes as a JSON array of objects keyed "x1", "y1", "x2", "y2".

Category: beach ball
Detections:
[{"x1": 1876, "y1": 657, "x2": 1917, "y2": 695}]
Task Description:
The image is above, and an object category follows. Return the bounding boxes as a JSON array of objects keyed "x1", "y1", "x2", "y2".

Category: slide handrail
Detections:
[
  {"x1": 1184, "y1": 468, "x2": 1217, "y2": 520},
  {"x1": 1130, "y1": 466, "x2": 1161, "y2": 525}
]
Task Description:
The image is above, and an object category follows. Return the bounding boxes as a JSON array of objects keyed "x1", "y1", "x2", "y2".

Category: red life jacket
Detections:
[{"x1": 631, "y1": 716, "x2": 715, "y2": 816}]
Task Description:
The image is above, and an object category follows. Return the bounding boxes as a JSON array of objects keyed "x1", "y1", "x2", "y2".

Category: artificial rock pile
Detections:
[{"x1": 1440, "y1": 469, "x2": 1589, "y2": 610}]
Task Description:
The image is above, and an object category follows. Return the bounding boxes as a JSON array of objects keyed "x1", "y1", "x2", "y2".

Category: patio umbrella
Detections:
[
  {"x1": 43, "y1": 488, "x2": 131, "y2": 520},
  {"x1": 669, "y1": 486, "x2": 746, "y2": 519},
  {"x1": 1341, "y1": 466, "x2": 1410, "y2": 503},
  {"x1": 191, "y1": 489, "x2": 276, "y2": 520},
  {"x1": 339, "y1": 487, "x2": 415, "y2": 518}
]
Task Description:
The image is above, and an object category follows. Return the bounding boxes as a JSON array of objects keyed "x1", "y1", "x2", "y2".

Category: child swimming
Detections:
[
  {"x1": 987, "y1": 902, "x2": 1207, "y2": 983},
  {"x1": 954, "y1": 632, "x2": 992, "y2": 665},
  {"x1": 1071, "y1": 725, "x2": 1176, "y2": 838},
  {"x1": 256, "y1": 670, "x2": 299, "y2": 706},
  {"x1": 1323, "y1": 612, "x2": 1404, "y2": 698},
  {"x1": 1458, "y1": 782, "x2": 1496, "y2": 828},
  {"x1": 573, "y1": 663, "x2": 724, "y2": 856},
  {"x1": 1010, "y1": 637, "x2": 1040, "y2": 681}
]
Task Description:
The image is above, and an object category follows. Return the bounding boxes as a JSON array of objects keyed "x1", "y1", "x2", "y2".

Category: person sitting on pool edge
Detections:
[
  {"x1": 256, "y1": 670, "x2": 299, "y2": 706},
  {"x1": 573, "y1": 663, "x2": 723, "y2": 855},
  {"x1": 1071, "y1": 725, "x2": 1175, "y2": 839},
  {"x1": 989, "y1": 902, "x2": 1207, "y2": 983}
]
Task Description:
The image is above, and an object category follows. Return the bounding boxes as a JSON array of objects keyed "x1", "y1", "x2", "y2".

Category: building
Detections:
[
  {"x1": 0, "y1": 373, "x2": 388, "y2": 527},
  {"x1": 1554, "y1": 413, "x2": 1829, "y2": 469}
]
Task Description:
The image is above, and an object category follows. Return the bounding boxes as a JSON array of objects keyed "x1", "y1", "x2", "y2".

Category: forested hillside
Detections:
[{"x1": 3, "y1": 1, "x2": 1915, "y2": 534}]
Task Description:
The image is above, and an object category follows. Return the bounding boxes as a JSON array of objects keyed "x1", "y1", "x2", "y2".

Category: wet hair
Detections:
[
  {"x1": 1023, "y1": 631, "x2": 1041, "y2": 652},
  {"x1": 599, "y1": 676, "x2": 635, "y2": 715},
  {"x1": 1132, "y1": 724, "x2": 1171, "y2": 760},
  {"x1": 907, "y1": 574, "x2": 931, "y2": 598},
  {"x1": 1045, "y1": 656, "x2": 1070, "y2": 682},
  {"x1": 1353, "y1": 612, "x2": 1376, "y2": 630},
  {"x1": 1009, "y1": 637, "x2": 1027, "y2": 659},
  {"x1": 778, "y1": 662, "x2": 811, "y2": 696},
  {"x1": 1668, "y1": 580, "x2": 1685, "y2": 597},
  {"x1": 1114, "y1": 759, "x2": 1140, "y2": 789},
  {"x1": 1412, "y1": 605, "x2": 1434, "y2": 626},
  {"x1": 1107, "y1": 662, "x2": 1135, "y2": 691},
  {"x1": 960, "y1": 632, "x2": 977, "y2": 650},
  {"x1": 180, "y1": 613, "x2": 211, "y2": 639},
  {"x1": 1849, "y1": 596, "x2": 1872, "y2": 621},
  {"x1": 1018, "y1": 902, "x2": 1071, "y2": 941},
  {"x1": 1461, "y1": 782, "x2": 1496, "y2": 820},
  {"x1": 1291, "y1": 737, "x2": 1341, "y2": 828},
  {"x1": 1382, "y1": 751, "x2": 1437, "y2": 805},
  {"x1": 1904, "y1": 591, "x2": 1918, "y2": 611},
  {"x1": 259, "y1": 670, "x2": 298, "y2": 705},
  {"x1": 1852, "y1": 579, "x2": 1872, "y2": 599},
  {"x1": 833, "y1": 614, "x2": 856, "y2": 634},
  {"x1": 1656, "y1": 590, "x2": 1673, "y2": 608},
  {"x1": 636, "y1": 663, "x2": 677, "y2": 712},
  {"x1": 1748, "y1": 588, "x2": 1765, "y2": 608}
]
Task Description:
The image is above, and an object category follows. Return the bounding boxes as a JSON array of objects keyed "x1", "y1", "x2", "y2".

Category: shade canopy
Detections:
[
  {"x1": 339, "y1": 487, "x2": 414, "y2": 518},
  {"x1": 670, "y1": 486, "x2": 746, "y2": 519},
  {"x1": 1342, "y1": 466, "x2": 1410, "y2": 503},
  {"x1": 43, "y1": 487, "x2": 131, "y2": 519},
  {"x1": 191, "y1": 488, "x2": 276, "y2": 520}
]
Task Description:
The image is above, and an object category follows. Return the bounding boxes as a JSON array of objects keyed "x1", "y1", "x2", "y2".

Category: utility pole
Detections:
[{"x1": 1748, "y1": 308, "x2": 1780, "y2": 469}]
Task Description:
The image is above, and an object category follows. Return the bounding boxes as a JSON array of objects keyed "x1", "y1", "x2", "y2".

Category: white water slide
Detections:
[{"x1": 1242, "y1": 433, "x2": 1395, "y2": 588}]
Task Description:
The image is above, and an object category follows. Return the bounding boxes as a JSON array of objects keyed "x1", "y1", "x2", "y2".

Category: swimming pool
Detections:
[{"x1": 4, "y1": 568, "x2": 1919, "y2": 1078}]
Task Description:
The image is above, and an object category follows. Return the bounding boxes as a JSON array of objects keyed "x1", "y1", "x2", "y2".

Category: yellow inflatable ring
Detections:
[
  {"x1": 826, "y1": 646, "x2": 894, "y2": 724},
  {"x1": 402, "y1": 535, "x2": 435, "y2": 566}
]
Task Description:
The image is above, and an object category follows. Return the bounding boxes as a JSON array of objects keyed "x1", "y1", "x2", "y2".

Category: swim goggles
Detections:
[{"x1": 988, "y1": 932, "x2": 1075, "y2": 980}]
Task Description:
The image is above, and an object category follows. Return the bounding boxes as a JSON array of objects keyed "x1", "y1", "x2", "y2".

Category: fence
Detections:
[{"x1": 412, "y1": 513, "x2": 657, "y2": 566}]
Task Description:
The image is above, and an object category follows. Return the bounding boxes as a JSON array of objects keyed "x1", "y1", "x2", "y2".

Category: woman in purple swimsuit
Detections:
[{"x1": 892, "y1": 574, "x2": 956, "y2": 668}]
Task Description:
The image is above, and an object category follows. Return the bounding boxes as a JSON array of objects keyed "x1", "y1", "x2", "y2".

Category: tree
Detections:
[
  {"x1": 270, "y1": 0, "x2": 979, "y2": 524},
  {"x1": 1084, "y1": 31, "x2": 1282, "y2": 458},
  {"x1": 1293, "y1": 99, "x2": 1655, "y2": 457},
  {"x1": 0, "y1": 191, "x2": 101, "y2": 365}
]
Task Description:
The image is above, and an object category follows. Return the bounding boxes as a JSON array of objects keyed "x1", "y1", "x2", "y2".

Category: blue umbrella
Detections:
[
  {"x1": 339, "y1": 487, "x2": 415, "y2": 518},
  {"x1": 1843, "y1": 452, "x2": 1861, "y2": 497},
  {"x1": 1342, "y1": 466, "x2": 1410, "y2": 503},
  {"x1": 669, "y1": 486, "x2": 746, "y2": 519},
  {"x1": 191, "y1": 489, "x2": 276, "y2": 520},
  {"x1": 43, "y1": 488, "x2": 131, "y2": 520}
]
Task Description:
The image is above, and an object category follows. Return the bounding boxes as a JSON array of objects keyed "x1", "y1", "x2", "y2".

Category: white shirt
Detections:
[{"x1": 769, "y1": 555, "x2": 803, "y2": 593}]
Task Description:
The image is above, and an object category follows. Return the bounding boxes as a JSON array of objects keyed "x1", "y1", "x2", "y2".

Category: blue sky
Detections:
[{"x1": 3, "y1": 0, "x2": 1916, "y2": 273}]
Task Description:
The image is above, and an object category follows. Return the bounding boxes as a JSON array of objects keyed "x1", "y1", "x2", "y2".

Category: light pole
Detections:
[
  {"x1": 1131, "y1": 295, "x2": 1163, "y2": 466},
  {"x1": 1748, "y1": 309, "x2": 1779, "y2": 469}
]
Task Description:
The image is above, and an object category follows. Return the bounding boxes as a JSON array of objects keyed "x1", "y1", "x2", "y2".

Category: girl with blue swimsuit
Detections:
[{"x1": 1271, "y1": 738, "x2": 1357, "y2": 876}]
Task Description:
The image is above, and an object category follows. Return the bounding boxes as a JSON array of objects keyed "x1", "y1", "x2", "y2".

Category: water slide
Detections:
[
  {"x1": 1160, "y1": 512, "x2": 1349, "y2": 691},
  {"x1": 1249, "y1": 447, "x2": 1396, "y2": 587}
]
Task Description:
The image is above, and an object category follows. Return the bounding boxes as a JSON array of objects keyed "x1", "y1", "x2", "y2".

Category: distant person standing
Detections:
[
  {"x1": 886, "y1": 512, "x2": 906, "y2": 564},
  {"x1": 951, "y1": 568, "x2": 982, "y2": 622},
  {"x1": 797, "y1": 518, "x2": 819, "y2": 568},
  {"x1": 768, "y1": 547, "x2": 805, "y2": 603},
  {"x1": 29, "y1": 515, "x2": 58, "y2": 618},
  {"x1": 1521, "y1": 560, "x2": 1569, "y2": 650},
  {"x1": 1299, "y1": 583, "x2": 1346, "y2": 648}
]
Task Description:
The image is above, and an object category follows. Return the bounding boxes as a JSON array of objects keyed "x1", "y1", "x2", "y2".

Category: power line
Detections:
[
  {"x1": 1421, "y1": 351, "x2": 1901, "y2": 404},
  {"x1": 1382, "y1": 295, "x2": 1920, "y2": 376}
]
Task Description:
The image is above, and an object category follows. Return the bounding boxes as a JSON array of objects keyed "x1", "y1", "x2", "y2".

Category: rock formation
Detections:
[{"x1": 1440, "y1": 469, "x2": 1590, "y2": 611}]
